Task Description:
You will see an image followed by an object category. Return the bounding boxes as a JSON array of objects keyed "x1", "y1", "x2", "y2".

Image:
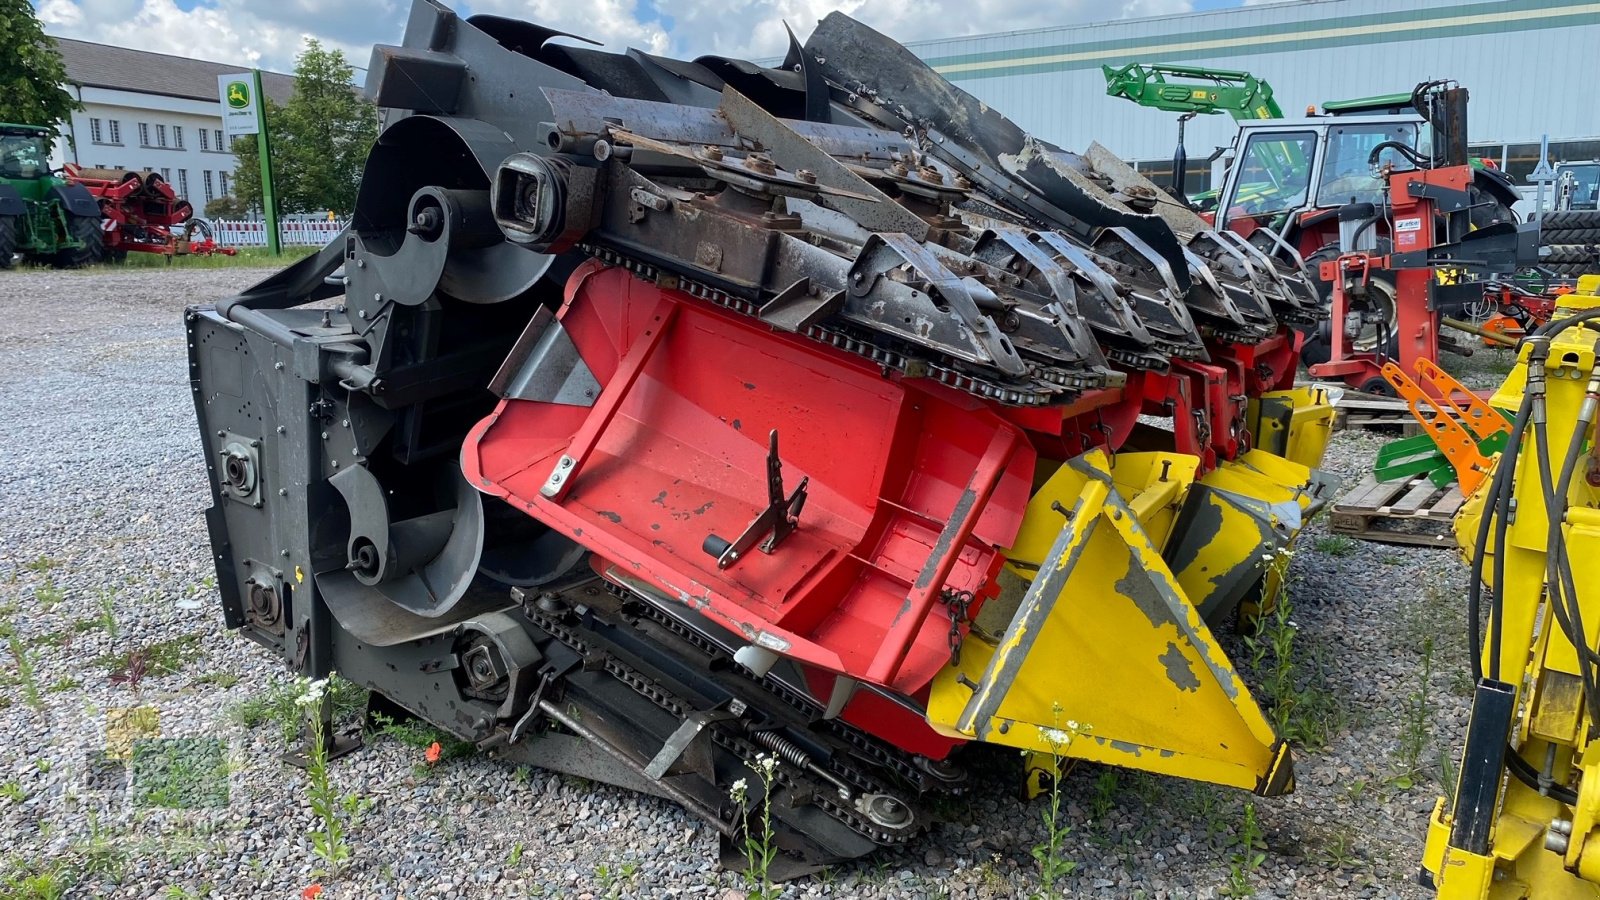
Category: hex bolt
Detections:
[
  {"x1": 745, "y1": 153, "x2": 776, "y2": 175},
  {"x1": 795, "y1": 169, "x2": 817, "y2": 184},
  {"x1": 702, "y1": 145, "x2": 724, "y2": 161}
]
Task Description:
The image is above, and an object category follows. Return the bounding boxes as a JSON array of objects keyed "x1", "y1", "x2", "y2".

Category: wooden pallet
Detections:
[
  {"x1": 1331, "y1": 391, "x2": 1422, "y2": 435},
  {"x1": 1328, "y1": 472, "x2": 1465, "y2": 546}
]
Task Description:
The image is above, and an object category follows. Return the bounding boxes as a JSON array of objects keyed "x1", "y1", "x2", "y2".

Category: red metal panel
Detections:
[{"x1": 464, "y1": 265, "x2": 1035, "y2": 701}]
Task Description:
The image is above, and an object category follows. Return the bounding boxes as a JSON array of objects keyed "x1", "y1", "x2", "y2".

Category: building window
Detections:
[
  {"x1": 89, "y1": 118, "x2": 103, "y2": 143},
  {"x1": 203, "y1": 170, "x2": 214, "y2": 202},
  {"x1": 155, "y1": 124, "x2": 166, "y2": 147},
  {"x1": 178, "y1": 169, "x2": 188, "y2": 199},
  {"x1": 199, "y1": 128, "x2": 209, "y2": 151},
  {"x1": 219, "y1": 171, "x2": 230, "y2": 195},
  {"x1": 139, "y1": 122, "x2": 150, "y2": 146},
  {"x1": 108, "y1": 120, "x2": 121, "y2": 144},
  {"x1": 160, "y1": 167, "x2": 171, "y2": 183},
  {"x1": 214, "y1": 129, "x2": 223, "y2": 151},
  {"x1": 173, "y1": 126, "x2": 184, "y2": 150}
]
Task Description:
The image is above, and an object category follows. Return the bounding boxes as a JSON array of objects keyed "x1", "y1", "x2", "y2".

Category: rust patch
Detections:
[
  {"x1": 597, "y1": 510, "x2": 622, "y2": 524},
  {"x1": 731, "y1": 419, "x2": 742, "y2": 431},
  {"x1": 742, "y1": 382, "x2": 756, "y2": 391},
  {"x1": 693, "y1": 501, "x2": 715, "y2": 516},
  {"x1": 652, "y1": 490, "x2": 668, "y2": 506}
]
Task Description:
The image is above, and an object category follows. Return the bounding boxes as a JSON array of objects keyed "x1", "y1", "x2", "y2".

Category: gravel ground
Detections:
[{"x1": 0, "y1": 265, "x2": 1493, "y2": 899}]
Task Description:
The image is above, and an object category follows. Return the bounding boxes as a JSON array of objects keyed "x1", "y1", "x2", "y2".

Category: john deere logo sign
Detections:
[{"x1": 218, "y1": 72, "x2": 260, "y2": 138}]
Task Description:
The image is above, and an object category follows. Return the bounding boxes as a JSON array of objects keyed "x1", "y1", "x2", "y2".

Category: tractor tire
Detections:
[
  {"x1": 51, "y1": 214, "x2": 104, "y2": 268},
  {"x1": 0, "y1": 215, "x2": 17, "y2": 269},
  {"x1": 1542, "y1": 228, "x2": 1600, "y2": 245},
  {"x1": 1543, "y1": 245, "x2": 1599, "y2": 266},
  {"x1": 1542, "y1": 210, "x2": 1600, "y2": 232}
]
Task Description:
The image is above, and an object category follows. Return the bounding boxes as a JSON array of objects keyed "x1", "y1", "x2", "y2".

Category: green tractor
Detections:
[{"x1": 0, "y1": 123, "x2": 104, "y2": 268}]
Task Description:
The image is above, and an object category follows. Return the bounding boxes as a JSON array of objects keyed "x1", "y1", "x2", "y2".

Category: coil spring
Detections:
[{"x1": 753, "y1": 730, "x2": 813, "y2": 768}]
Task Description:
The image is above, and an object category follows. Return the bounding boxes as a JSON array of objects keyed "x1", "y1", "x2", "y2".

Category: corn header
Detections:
[
  {"x1": 188, "y1": 0, "x2": 1336, "y2": 872},
  {"x1": 1423, "y1": 275, "x2": 1600, "y2": 898}
]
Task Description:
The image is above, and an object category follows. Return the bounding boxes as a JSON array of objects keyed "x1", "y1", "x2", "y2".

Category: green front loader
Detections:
[{"x1": 0, "y1": 123, "x2": 104, "y2": 268}]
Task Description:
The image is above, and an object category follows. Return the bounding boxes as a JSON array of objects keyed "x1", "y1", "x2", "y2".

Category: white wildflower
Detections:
[
  {"x1": 756, "y1": 753, "x2": 778, "y2": 776},
  {"x1": 295, "y1": 676, "x2": 330, "y2": 709},
  {"x1": 1040, "y1": 727, "x2": 1072, "y2": 747},
  {"x1": 729, "y1": 777, "x2": 748, "y2": 804}
]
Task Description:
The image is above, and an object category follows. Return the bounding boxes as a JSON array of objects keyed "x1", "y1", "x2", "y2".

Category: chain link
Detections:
[{"x1": 938, "y1": 588, "x2": 976, "y2": 666}]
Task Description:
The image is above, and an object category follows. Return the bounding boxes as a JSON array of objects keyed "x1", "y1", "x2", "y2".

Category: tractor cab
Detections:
[
  {"x1": 1213, "y1": 114, "x2": 1427, "y2": 254},
  {"x1": 0, "y1": 125, "x2": 51, "y2": 182},
  {"x1": 1556, "y1": 161, "x2": 1599, "y2": 211}
]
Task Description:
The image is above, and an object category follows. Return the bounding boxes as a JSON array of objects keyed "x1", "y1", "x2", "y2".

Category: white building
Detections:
[
  {"x1": 47, "y1": 39, "x2": 294, "y2": 210},
  {"x1": 904, "y1": 0, "x2": 1600, "y2": 192}
]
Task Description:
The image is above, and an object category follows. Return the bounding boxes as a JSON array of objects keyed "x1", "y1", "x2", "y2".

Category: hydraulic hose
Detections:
[{"x1": 1467, "y1": 308, "x2": 1600, "y2": 807}]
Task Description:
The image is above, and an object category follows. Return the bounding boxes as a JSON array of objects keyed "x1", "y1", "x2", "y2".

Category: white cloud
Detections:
[
  {"x1": 38, "y1": 0, "x2": 405, "y2": 73},
  {"x1": 40, "y1": 0, "x2": 1193, "y2": 75}
]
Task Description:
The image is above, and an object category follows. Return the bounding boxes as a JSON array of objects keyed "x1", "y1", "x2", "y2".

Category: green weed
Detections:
[
  {"x1": 368, "y1": 711, "x2": 474, "y2": 761},
  {"x1": 232, "y1": 674, "x2": 365, "y2": 743},
  {"x1": 1244, "y1": 573, "x2": 1346, "y2": 751},
  {"x1": 6, "y1": 635, "x2": 42, "y2": 710},
  {"x1": 1391, "y1": 636, "x2": 1435, "y2": 790},
  {"x1": 100, "y1": 634, "x2": 204, "y2": 686},
  {"x1": 1221, "y1": 802, "x2": 1266, "y2": 897},
  {"x1": 1312, "y1": 534, "x2": 1359, "y2": 557},
  {"x1": 1088, "y1": 768, "x2": 1118, "y2": 822}
]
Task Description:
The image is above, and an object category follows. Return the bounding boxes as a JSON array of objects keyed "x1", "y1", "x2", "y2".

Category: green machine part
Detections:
[{"x1": 1102, "y1": 62, "x2": 1284, "y2": 122}]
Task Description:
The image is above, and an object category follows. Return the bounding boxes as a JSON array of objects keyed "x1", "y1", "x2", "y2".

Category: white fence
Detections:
[{"x1": 212, "y1": 219, "x2": 348, "y2": 248}]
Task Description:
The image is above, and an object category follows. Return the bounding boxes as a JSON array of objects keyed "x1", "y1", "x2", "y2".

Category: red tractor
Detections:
[
  {"x1": 63, "y1": 165, "x2": 236, "y2": 260},
  {"x1": 1206, "y1": 83, "x2": 1522, "y2": 367}
]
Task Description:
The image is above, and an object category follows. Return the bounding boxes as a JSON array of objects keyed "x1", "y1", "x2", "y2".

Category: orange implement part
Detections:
[
  {"x1": 1411, "y1": 358, "x2": 1510, "y2": 441},
  {"x1": 1380, "y1": 362, "x2": 1494, "y2": 494},
  {"x1": 1479, "y1": 314, "x2": 1525, "y2": 347}
]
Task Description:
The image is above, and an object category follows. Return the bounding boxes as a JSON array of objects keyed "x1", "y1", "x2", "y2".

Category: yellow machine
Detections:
[
  {"x1": 1424, "y1": 275, "x2": 1600, "y2": 897},
  {"x1": 928, "y1": 392, "x2": 1335, "y2": 797}
]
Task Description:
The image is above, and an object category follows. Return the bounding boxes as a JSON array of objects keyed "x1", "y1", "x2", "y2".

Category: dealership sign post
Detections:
[{"x1": 218, "y1": 71, "x2": 280, "y2": 255}]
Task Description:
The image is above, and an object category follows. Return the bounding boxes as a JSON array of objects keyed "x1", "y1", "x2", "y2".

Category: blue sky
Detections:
[{"x1": 35, "y1": 0, "x2": 1256, "y2": 74}]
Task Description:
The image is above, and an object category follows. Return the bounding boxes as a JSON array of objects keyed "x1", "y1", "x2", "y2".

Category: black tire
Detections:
[
  {"x1": 0, "y1": 215, "x2": 16, "y2": 269},
  {"x1": 1541, "y1": 227, "x2": 1600, "y2": 245},
  {"x1": 1544, "y1": 245, "x2": 1599, "y2": 265},
  {"x1": 1542, "y1": 210, "x2": 1600, "y2": 231},
  {"x1": 52, "y1": 213, "x2": 105, "y2": 268}
]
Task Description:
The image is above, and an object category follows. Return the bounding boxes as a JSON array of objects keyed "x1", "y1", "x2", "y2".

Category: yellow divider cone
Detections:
[{"x1": 928, "y1": 448, "x2": 1305, "y2": 796}]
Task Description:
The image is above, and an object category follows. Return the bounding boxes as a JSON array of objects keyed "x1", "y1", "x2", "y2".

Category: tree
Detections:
[
  {"x1": 204, "y1": 195, "x2": 250, "y2": 220},
  {"x1": 0, "y1": 0, "x2": 80, "y2": 151},
  {"x1": 232, "y1": 39, "x2": 376, "y2": 217}
]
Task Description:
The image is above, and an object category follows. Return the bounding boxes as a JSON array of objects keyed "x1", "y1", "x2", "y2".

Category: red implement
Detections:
[{"x1": 465, "y1": 263, "x2": 1035, "y2": 704}]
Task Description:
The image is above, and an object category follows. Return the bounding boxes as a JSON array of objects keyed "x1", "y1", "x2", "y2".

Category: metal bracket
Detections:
[{"x1": 702, "y1": 430, "x2": 808, "y2": 569}]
